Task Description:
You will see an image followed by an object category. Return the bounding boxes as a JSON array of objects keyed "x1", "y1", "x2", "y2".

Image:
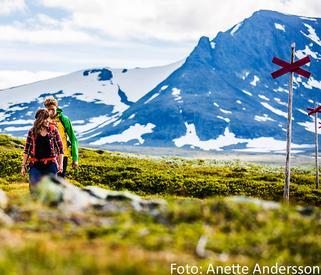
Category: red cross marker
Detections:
[
  {"x1": 271, "y1": 55, "x2": 311, "y2": 79},
  {"x1": 307, "y1": 106, "x2": 321, "y2": 116}
]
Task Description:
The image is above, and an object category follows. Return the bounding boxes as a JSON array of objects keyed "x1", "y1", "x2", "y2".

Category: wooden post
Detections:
[
  {"x1": 284, "y1": 43, "x2": 295, "y2": 204},
  {"x1": 314, "y1": 103, "x2": 319, "y2": 189}
]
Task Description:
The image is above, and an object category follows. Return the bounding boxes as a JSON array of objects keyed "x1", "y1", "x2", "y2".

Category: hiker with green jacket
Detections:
[{"x1": 44, "y1": 96, "x2": 78, "y2": 178}]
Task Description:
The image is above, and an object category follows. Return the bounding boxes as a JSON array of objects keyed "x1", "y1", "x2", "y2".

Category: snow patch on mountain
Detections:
[
  {"x1": 274, "y1": 23, "x2": 285, "y2": 31},
  {"x1": 300, "y1": 16, "x2": 317, "y2": 22},
  {"x1": 220, "y1": 108, "x2": 232, "y2": 114},
  {"x1": 296, "y1": 45, "x2": 320, "y2": 60},
  {"x1": 241, "y1": 89, "x2": 252, "y2": 96},
  {"x1": 90, "y1": 123, "x2": 156, "y2": 146},
  {"x1": 297, "y1": 121, "x2": 318, "y2": 133},
  {"x1": 173, "y1": 123, "x2": 313, "y2": 152},
  {"x1": 236, "y1": 138, "x2": 312, "y2": 153},
  {"x1": 274, "y1": 98, "x2": 287, "y2": 107},
  {"x1": 144, "y1": 93, "x2": 160, "y2": 104},
  {"x1": 174, "y1": 124, "x2": 246, "y2": 151},
  {"x1": 254, "y1": 114, "x2": 275, "y2": 122},
  {"x1": 273, "y1": 87, "x2": 288, "y2": 93},
  {"x1": 0, "y1": 119, "x2": 33, "y2": 125},
  {"x1": 3, "y1": 126, "x2": 30, "y2": 132},
  {"x1": 73, "y1": 115, "x2": 114, "y2": 133},
  {"x1": 307, "y1": 77, "x2": 321, "y2": 90},
  {"x1": 258, "y1": 94, "x2": 269, "y2": 101},
  {"x1": 217, "y1": 116, "x2": 230, "y2": 123},
  {"x1": 250, "y1": 76, "x2": 260, "y2": 86},
  {"x1": 241, "y1": 71, "x2": 250, "y2": 80},
  {"x1": 297, "y1": 108, "x2": 307, "y2": 115},
  {"x1": 172, "y1": 88, "x2": 183, "y2": 102},
  {"x1": 301, "y1": 23, "x2": 321, "y2": 46},
  {"x1": 77, "y1": 115, "x2": 120, "y2": 139},
  {"x1": 260, "y1": 102, "x2": 287, "y2": 118},
  {"x1": 112, "y1": 61, "x2": 184, "y2": 102},
  {"x1": 231, "y1": 23, "x2": 242, "y2": 35}
]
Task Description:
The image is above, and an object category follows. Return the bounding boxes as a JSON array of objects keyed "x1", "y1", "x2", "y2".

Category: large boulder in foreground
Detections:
[{"x1": 35, "y1": 175, "x2": 166, "y2": 215}]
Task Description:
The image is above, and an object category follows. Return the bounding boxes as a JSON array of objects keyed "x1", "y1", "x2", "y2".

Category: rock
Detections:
[
  {"x1": 226, "y1": 196, "x2": 280, "y2": 210},
  {"x1": 36, "y1": 177, "x2": 63, "y2": 205},
  {"x1": 36, "y1": 176, "x2": 166, "y2": 215},
  {"x1": 195, "y1": 235, "x2": 210, "y2": 258},
  {"x1": 296, "y1": 206, "x2": 315, "y2": 216},
  {"x1": 84, "y1": 186, "x2": 166, "y2": 212},
  {"x1": 0, "y1": 209, "x2": 13, "y2": 226},
  {"x1": 36, "y1": 176, "x2": 104, "y2": 212},
  {"x1": 0, "y1": 189, "x2": 8, "y2": 209}
]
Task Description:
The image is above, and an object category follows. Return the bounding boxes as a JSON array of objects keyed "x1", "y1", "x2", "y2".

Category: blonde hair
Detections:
[{"x1": 44, "y1": 96, "x2": 58, "y2": 108}]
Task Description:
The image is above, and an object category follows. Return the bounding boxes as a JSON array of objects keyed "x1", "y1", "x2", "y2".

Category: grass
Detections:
[
  {"x1": 1, "y1": 134, "x2": 320, "y2": 206},
  {"x1": 0, "y1": 134, "x2": 320, "y2": 274}
]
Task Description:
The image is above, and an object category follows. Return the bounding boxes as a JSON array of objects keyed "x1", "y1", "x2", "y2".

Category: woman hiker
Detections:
[
  {"x1": 21, "y1": 108, "x2": 64, "y2": 192},
  {"x1": 44, "y1": 96, "x2": 78, "y2": 178}
]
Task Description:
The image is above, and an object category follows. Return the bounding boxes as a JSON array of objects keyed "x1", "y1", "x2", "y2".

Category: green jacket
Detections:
[{"x1": 56, "y1": 108, "x2": 79, "y2": 162}]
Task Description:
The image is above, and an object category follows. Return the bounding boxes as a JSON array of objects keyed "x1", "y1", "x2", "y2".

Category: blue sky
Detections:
[{"x1": 0, "y1": 0, "x2": 320, "y2": 89}]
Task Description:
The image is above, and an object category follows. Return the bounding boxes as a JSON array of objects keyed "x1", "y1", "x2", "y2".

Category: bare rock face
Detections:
[{"x1": 35, "y1": 175, "x2": 166, "y2": 215}]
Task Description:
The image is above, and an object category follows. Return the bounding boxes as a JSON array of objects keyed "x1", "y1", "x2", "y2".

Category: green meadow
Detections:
[{"x1": 0, "y1": 134, "x2": 320, "y2": 274}]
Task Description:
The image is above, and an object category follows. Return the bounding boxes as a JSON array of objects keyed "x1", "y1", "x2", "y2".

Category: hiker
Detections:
[
  {"x1": 44, "y1": 96, "x2": 78, "y2": 178},
  {"x1": 21, "y1": 109, "x2": 64, "y2": 191}
]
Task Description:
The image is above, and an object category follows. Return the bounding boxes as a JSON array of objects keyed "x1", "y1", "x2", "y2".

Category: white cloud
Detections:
[
  {"x1": 40, "y1": 0, "x2": 321, "y2": 42},
  {"x1": 0, "y1": 25, "x2": 100, "y2": 44},
  {"x1": 0, "y1": 0, "x2": 25, "y2": 15},
  {"x1": 1, "y1": 0, "x2": 321, "y2": 83},
  {"x1": 1, "y1": 1, "x2": 321, "y2": 46}
]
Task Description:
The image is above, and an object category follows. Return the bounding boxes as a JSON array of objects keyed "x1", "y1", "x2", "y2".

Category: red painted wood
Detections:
[
  {"x1": 271, "y1": 56, "x2": 311, "y2": 79},
  {"x1": 308, "y1": 106, "x2": 321, "y2": 116}
]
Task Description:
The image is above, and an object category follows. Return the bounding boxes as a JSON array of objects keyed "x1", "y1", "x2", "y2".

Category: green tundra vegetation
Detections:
[{"x1": 0, "y1": 134, "x2": 320, "y2": 274}]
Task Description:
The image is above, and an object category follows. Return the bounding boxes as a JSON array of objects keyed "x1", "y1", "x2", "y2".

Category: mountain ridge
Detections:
[{"x1": 1, "y1": 10, "x2": 321, "y2": 153}]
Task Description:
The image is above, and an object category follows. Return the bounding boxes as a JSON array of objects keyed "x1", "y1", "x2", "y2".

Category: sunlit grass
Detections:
[{"x1": 0, "y1": 134, "x2": 320, "y2": 274}]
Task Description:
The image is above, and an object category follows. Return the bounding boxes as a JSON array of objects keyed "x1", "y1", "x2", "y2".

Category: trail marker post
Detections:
[
  {"x1": 271, "y1": 44, "x2": 311, "y2": 203},
  {"x1": 307, "y1": 105, "x2": 321, "y2": 189}
]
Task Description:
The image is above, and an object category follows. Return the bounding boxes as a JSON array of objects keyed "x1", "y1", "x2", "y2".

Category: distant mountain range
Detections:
[{"x1": 1, "y1": 10, "x2": 321, "y2": 153}]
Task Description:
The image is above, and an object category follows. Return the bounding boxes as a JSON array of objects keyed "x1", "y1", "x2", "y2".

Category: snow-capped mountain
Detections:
[
  {"x1": 1, "y1": 10, "x2": 321, "y2": 153},
  {"x1": 0, "y1": 60, "x2": 184, "y2": 140}
]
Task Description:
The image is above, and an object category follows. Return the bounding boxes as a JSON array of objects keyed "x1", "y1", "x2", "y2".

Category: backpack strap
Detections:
[
  {"x1": 49, "y1": 123, "x2": 61, "y2": 155},
  {"x1": 49, "y1": 123, "x2": 56, "y2": 133},
  {"x1": 31, "y1": 130, "x2": 36, "y2": 157}
]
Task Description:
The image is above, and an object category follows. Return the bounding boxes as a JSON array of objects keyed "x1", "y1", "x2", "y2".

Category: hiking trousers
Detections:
[{"x1": 29, "y1": 162, "x2": 58, "y2": 191}]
